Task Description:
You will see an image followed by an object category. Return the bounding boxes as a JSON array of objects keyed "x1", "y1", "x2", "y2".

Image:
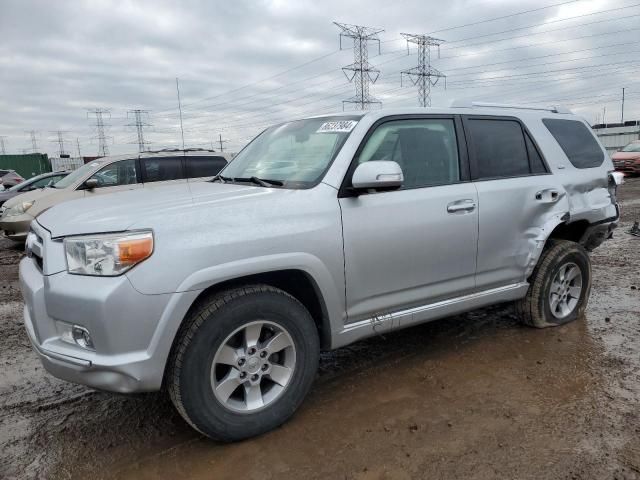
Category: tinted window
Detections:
[
  {"x1": 525, "y1": 134, "x2": 548, "y2": 174},
  {"x1": 28, "y1": 175, "x2": 64, "y2": 189},
  {"x1": 185, "y1": 156, "x2": 227, "y2": 178},
  {"x1": 542, "y1": 119, "x2": 604, "y2": 168},
  {"x1": 357, "y1": 118, "x2": 460, "y2": 189},
  {"x1": 87, "y1": 159, "x2": 138, "y2": 188},
  {"x1": 141, "y1": 156, "x2": 184, "y2": 183},
  {"x1": 467, "y1": 119, "x2": 530, "y2": 179}
]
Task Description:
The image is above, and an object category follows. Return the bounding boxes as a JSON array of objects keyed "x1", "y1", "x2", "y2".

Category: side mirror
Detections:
[
  {"x1": 351, "y1": 161, "x2": 403, "y2": 191},
  {"x1": 84, "y1": 178, "x2": 99, "y2": 190}
]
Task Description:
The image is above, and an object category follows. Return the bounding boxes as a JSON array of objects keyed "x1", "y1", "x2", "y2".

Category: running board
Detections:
[{"x1": 332, "y1": 283, "x2": 530, "y2": 349}]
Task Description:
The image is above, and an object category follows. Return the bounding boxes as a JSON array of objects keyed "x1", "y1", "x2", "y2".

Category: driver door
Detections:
[{"x1": 339, "y1": 116, "x2": 478, "y2": 323}]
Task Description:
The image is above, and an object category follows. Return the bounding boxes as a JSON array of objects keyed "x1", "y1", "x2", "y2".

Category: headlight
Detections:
[
  {"x1": 64, "y1": 231, "x2": 154, "y2": 276},
  {"x1": 3, "y1": 201, "x2": 34, "y2": 217}
]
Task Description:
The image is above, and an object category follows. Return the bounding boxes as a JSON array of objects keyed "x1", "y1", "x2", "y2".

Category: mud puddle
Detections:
[{"x1": 1, "y1": 179, "x2": 640, "y2": 479}]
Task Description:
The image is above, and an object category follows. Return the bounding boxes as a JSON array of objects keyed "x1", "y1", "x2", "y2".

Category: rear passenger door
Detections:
[
  {"x1": 140, "y1": 156, "x2": 186, "y2": 186},
  {"x1": 462, "y1": 116, "x2": 566, "y2": 291}
]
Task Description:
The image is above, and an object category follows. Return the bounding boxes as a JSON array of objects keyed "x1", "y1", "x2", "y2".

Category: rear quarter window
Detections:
[
  {"x1": 542, "y1": 118, "x2": 604, "y2": 169},
  {"x1": 185, "y1": 156, "x2": 227, "y2": 178}
]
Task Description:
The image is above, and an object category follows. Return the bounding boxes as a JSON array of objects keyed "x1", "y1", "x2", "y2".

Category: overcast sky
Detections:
[{"x1": 1, "y1": 0, "x2": 639, "y2": 157}]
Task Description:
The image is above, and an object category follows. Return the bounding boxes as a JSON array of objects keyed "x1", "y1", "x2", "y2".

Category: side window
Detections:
[
  {"x1": 87, "y1": 159, "x2": 138, "y2": 188},
  {"x1": 467, "y1": 119, "x2": 530, "y2": 179},
  {"x1": 542, "y1": 118, "x2": 604, "y2": 168},
  {"x1": 141, "y1": 156, "x2": 185, "y2": 183},
  {"x1": 27, "y1": 177, "x2": 57, "y2": 189},
  {"x1": 357, "y1": 118, "x2": 460, "y2": 189},
  {"x1": 525, "y1": 133, "x2": 548, "y2": 174},
  {"x1": 185, "y1": 156, "x2": 227, "y2": 178}
]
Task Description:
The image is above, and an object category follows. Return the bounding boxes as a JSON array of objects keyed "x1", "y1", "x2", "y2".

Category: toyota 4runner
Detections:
[{"x1": 20, "y1": 102, "x2": 621, "y2": 441}]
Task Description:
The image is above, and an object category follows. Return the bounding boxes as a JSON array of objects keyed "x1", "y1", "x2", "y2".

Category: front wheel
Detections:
[
  {"x1": 168, "y1": 285, "x2": 320, "y2": 441},
  {"x1": 516, "y1": 239, "x2": 592, "y2": 328}
]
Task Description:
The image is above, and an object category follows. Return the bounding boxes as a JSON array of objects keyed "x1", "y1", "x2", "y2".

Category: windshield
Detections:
[
  {"x1": 621, "y1": 142, "x2": 640, "y2": 153},
  {"x1": 220, "y1": 116, "x2": 362, "y2": 188},
  {"x1": 53, "y1": 161, "x2": 104, "y2": 189}
]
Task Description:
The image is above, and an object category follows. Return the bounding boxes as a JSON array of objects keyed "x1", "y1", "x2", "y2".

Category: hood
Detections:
[
  {"x1": 1, "y1": 187, "x2": 59, "y2": 208},
  {"x1": 37, "y1": 181, "x2": 284, "y2": 238},
  {"x1": 0, "y1": 190, "x2": 18, "y2": 203},
  {"x1": 612, "y1": 152, "x2": 640, "y2": 161}
]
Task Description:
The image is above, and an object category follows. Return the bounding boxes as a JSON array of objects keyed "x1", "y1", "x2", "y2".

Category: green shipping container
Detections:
[{"x1": 0, "y1": 154, "x2": 51, "y2": 179}]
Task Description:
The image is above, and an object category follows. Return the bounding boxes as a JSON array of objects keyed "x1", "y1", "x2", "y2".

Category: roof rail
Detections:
[
  {"x1": 449, "y1": 100, "x2": 572, "y2": 114},
  {"x1": 144, "y1": 148, "x2": 219, "y2": 154}
]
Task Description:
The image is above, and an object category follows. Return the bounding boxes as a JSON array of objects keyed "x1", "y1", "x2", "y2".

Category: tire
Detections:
[
  {"x1": 515, "y1": 239, "x2": 592, "y2": 328},
  {"x1": 167, "y1": 284, "x2": 320, "y2": 441}
]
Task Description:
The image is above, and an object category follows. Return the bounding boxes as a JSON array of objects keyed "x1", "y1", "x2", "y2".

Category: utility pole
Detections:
[
  {"x1": 400, "y1": 33, "x2": 446, "y2": 107},
  {"x1": 126, "y1": 109, "x2": 152, "y2": 152},
  {"x1": 0, "y1": 136, "x2": 7, "y2": 155},
  {"x1": 218, "y1": 133, "x2": 227, "y2": 152},
  {"x1": 334, "y1": 22, "x2": 384, "y2": 110},
  {"x1": 176, "y1": 78, "x2": 186, "y2": 151},
  {"x1": 76, "y1": 138, "x2": 82, "y2": 158},
  {"x1": 87, "y1": 108, "x2": 112, "y2": 156},
  {"x1": 621, "y1": 87, "x2": 626, "y2": 124},
  {"x1": 50, "y1": 130, "x2": 69, "y2": 157},
  {"x1": 26, "y1": 130, "x2": 39, "y2": 153}
]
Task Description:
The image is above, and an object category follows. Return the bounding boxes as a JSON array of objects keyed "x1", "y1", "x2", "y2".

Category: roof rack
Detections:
[
  {"x1": 449, "y1": 100, "x2": 572, "y2": 114},
  {"x1": 143, "y1": 148, "x2": 219, "y2": 154}
]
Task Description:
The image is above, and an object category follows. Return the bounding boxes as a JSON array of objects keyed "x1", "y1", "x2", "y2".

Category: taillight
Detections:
[{"x1": 608, "y1": 170, "x2": 624, "y2": 204}]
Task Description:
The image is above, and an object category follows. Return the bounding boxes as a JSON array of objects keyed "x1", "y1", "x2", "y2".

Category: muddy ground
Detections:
[{"x1": 1, "y1": 180, "x2": 639, "y2": 480}]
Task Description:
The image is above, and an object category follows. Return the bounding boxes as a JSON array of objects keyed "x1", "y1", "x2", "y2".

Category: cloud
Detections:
[{"x1": 0, "y1": 0, "x2": 638, "y2": 156}]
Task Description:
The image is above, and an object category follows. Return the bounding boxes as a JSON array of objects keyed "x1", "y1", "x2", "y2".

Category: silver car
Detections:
[{"x1": 20, "y1": 103, "x2": 620, "y2": 441}]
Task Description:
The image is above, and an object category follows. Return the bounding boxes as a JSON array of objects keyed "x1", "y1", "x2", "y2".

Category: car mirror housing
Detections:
[
  {"x1": 84, "y1": 178, "x2": 99, "y2": 190},
  {"x1": 351, "y1": 161, "x2": 404, "y2": 191}
]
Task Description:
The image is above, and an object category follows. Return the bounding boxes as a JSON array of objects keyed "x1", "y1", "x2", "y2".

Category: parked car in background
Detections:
[
  {"x1": 0, "y1": 169, "x2": 25, "y2": 189},
  {"x1": 0, "y1": 149, "x2": 230, "y2": 241},
  {"x1": 0, "y1": 171, "x2": 69, "y2": 208},
  {"x1": 612, "y1": 140, "x2": 640, "y2": 176},
  {"x1": 19, "y1": 103, "x2": 620, "y2": 441}
]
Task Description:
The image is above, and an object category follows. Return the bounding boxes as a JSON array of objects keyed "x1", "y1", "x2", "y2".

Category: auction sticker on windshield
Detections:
[{"x1": 317, "y1": 120, "x2": 358, "y2": 133}]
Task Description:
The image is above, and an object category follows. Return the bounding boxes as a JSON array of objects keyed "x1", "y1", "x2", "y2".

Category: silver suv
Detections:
[{"x1": 20, "y1": 102, "x2": 621, "y2": 441}]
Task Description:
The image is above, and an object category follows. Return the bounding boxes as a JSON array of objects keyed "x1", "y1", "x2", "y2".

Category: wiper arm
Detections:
[
  {"x1": 210, "y1": 174, "x2": 232, "y2": 183},
  {"x1": 248, "y1": 176, "x2": 283, "y2": 187}
]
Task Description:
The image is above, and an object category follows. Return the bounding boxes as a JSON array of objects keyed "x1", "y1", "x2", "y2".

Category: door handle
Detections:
[
  {"x1": 535, "y1": 189, "x2": 561, "y2": 203},
  {"x1": 447, "y1": 199, "x2": 476, "y2": 214}
]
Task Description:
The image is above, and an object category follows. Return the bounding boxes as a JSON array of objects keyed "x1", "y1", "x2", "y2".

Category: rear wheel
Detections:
[
  {"x1": 168, "y1": 285, "x2": 320, "y2": 441},
  {"x1": 516, "y1": 239, "x2": 591, "y2": 328}
]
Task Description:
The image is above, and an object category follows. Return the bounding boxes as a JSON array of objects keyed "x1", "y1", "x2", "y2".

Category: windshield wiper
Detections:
[
  {"x1": 210, "y1": 174, "x2": 232, "y2": 183},
  {"x1": 247, "y1": 176, "x2": 283, "y2": 187}
]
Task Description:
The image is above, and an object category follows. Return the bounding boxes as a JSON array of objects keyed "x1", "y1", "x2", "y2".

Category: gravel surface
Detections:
[{"x1": 1, "y1": 179, "x2": 639, "y2": 480}]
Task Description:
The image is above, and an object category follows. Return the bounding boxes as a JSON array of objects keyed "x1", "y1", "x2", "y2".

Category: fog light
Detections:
[
  {"x1": 58, "y1": 322, "x2": 95, "y2": 350},
  {"x1": 72, "y1": 326, "x2": 95, "y2": 350}
]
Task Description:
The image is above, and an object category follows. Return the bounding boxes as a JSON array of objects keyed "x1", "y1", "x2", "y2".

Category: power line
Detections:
[
  {"x1": 334, "y1": 22, "x2": 384, "y2": 110},
  {"x1": 400, "y1": 33, "x2": 446, "y2": 107},
  {"x1": 126, "y1": 109, "x2": 152, "y2": 152},
  {"x1": 425, "y1": 0, "x2": 581, "y2": 34},
  {"x1": 87, "y1": 108, "x2": 112, "y2": 156}
]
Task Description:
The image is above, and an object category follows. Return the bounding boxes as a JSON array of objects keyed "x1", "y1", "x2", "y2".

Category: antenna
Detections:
[
  {"x1": 334, "y1": 22, "x2": 384, "y2": 110},
  {"x1": 400, "y1": 33, "x2": 446, "y2": 107},
  {"x1": 176, "y1": 78, "x2": 186, "y2": 151}
]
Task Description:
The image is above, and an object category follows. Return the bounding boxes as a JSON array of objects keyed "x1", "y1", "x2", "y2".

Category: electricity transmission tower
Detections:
[
  {"x1": 76, "y1": 138, "x2": 82, "y2": 158},
  {"x1": 87, "y1": 108, "x2": 112, "y2": 156},
  {"x1": 26, "y1": 130, "x2": 39, "y2": 153},
  {"x1": 334, "y1": 22, "x2": 384, "y2": 110},
  {"x1": 400, "y1": 33, "x2": 446, "y2": 107},
  {"x1": 217, "y1": 133, "x2": 227, "y2": 152},
  {"x1": 127, "y1": 109, "x2": 152, "y2": 152},
  {"x1": 50, "y1": 130, "x2": 70, "y2": 157},
  {"x1": 0, "y1": 136, "x2": 7, "y2": 155}
]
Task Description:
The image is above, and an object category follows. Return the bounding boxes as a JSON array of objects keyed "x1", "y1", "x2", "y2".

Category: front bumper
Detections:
[
  {"x1": 19, "y1": 249, "x2": 201, "y2": 393},
  {"x1": 0, "y1": 212, "x2": 33, "y2": 241}
]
